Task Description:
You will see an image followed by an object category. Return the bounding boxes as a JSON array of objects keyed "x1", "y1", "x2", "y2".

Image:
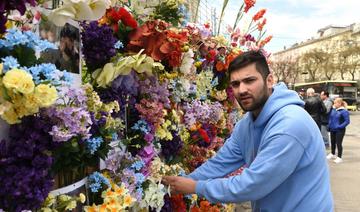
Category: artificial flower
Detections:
[
  {"x1": 49, "y1": 0, "x2": 110, "y2": 26},
  {"x1": 252, "y1": 9, "x2": 266, "y2": 21},
  {"x1": 34, "y1": 84, "x2": 58, "y2": 107},
  {"x1": 2, "y1": 68, "x2": 35, "y2": 94}
]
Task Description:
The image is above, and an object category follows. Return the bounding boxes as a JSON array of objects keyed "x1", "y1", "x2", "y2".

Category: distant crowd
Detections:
[{"x1": 299, "y1": 88, "x2": 350, "y2": 164}]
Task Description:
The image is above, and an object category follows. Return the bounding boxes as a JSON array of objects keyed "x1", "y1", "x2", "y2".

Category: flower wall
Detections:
[{"x1": 0, "y1": 0, "x2": 272, "y2": 211}]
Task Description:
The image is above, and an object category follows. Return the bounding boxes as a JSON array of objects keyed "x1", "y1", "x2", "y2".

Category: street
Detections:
[{"x1": 329, "y1": 111, "x2": 360, "y2": 212}]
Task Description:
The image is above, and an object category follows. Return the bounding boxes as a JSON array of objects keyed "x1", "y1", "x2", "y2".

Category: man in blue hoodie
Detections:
[{"x1": 163, "y1": 50, "x2": 333, "y2": 211}]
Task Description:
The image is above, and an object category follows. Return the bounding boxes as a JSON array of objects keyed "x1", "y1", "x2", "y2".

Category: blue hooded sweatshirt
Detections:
[
  {"x1": 188, "y1": 83, "x2": 333, "y2": 211},
  {"x1": 328, "y1": 107, "x2": 350, "y2": 132}
]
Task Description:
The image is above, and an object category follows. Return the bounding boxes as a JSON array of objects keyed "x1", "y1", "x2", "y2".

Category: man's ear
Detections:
[{"x1": 266, "y1": 73, "x2": 274, "y2": 89}]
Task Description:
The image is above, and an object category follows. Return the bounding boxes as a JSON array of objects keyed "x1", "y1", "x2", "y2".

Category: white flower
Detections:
[
  {"x1": 49, "y1": 0, "x2": 110, "y2": 26},
  {"x1": 179, "y1": 49, "x2": 195, "y2": 74},
  {"x1": 48, "y1": 5, "x2": 76, "y2": 26}
]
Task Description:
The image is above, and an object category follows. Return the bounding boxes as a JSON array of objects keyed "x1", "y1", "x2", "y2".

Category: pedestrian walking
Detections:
[
  {"x1": 327, "y1": 98, "x2": 350, "y2": 163},
  {"x1": 163, "y1": 50, "x2": 333, "y2": 211}
]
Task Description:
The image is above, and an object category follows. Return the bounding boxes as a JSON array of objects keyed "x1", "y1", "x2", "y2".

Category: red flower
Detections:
[
  {"x1": 198, "y1": 128, "x2": 210, "y2": 143},
  {"x1": 252, "y1": 9, "x2": 266, "y2": 21},
  {"x1": 206, "y1": 49, "x2": 217, "y2": 62},
  {"x1": 106, "y1": 7, "x2": 138, "y2": 29},
  {"x1": 170, "y1": 194, "x2": 187, "y2": 212},
  {"x1": 257, "y1": 18, "x2": 266, "y2": 31},
  {"x1": 127, "y1": 20, "x2": 186, "y2": 67},
  {"x1": 107, "y1": 8, "x2": 121, "y2": 22},
  {"x1": 244, "y1": 0, "x2": 256, "y2": 13},
  {"x1": 118, "y1": 7, "x2": 138, "y2": 28},
  {"x1": 259, "y1": 35, "x2": 273, "y2": 47}
]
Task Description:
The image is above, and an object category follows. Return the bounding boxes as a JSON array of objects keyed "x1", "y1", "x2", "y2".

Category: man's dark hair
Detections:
[
  {"x1": 60, "y1": 23, "x2": 79, "y2": 41},
  {"x1": 322, "y1": 91, "x2": 329, "y2": 97},
  {"x1": 228, "y1": 50, "x2": 270, "y2": 80}
]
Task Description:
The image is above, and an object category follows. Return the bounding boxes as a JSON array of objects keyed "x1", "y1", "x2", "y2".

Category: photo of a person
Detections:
[{"x1": 40, "y1": 22, "x2": 80, "y2": 74}]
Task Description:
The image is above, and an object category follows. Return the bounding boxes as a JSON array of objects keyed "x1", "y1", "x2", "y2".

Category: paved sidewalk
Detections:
[{"x1": 328, "y1": 111, "x2": 360, "y2": 212}]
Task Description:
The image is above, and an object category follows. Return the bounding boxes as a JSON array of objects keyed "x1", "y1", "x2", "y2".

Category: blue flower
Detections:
[
  {"x1": 88, "y1": 172, "x2": 110, "y2": 193},
  {"x1": 86, "y1": 137, "x2": 104, "y2": 154},
  {"x1": 211, "y1": 77, "x2": 219, "y2": 87},
  {"x1": 0, "y1": 28, "x2": 56, "y2": 52},
  {"x1": 111, "y1": 133, "x2": 118, "y2": 141},
  {"x1": 131, "y1": 120, "x2": 150, "y2": 134},
  {"x1": 25, "y1": 63, "x2": 72, "y2": 85},
  {"x1": 114, "y1": 40, "x2": 124, "y2": 49},
  {"x1": 134, "y1": 173, "x2": 145, "y2": 186},
  {"x1": 1, "y1": 56, "x2": 19, "y2": 72},
  {"x1": 130, "y1": 160, "x2": 145, "y2": 171}
]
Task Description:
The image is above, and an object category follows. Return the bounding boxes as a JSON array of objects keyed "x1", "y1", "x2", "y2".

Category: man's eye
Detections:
[{"x1": 230, "y1": 81, "x2": 240, "y2": 88}]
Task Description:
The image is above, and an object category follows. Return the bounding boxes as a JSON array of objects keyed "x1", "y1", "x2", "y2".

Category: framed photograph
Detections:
[{"x1": 39, "y1": 20, "x2": 81, "y2": 74}]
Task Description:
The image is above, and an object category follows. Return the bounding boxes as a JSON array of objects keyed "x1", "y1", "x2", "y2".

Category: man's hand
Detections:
[{"x1": 162, "y1": 176, "x2": 197, "y2": 195}]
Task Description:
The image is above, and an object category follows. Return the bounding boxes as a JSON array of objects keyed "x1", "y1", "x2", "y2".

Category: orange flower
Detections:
[
  {"x1": 215, "y1": 61, "x2": 226, "y2": 72},
  {"x1": 257, "y1": 18, "x2": 267, "y2": 31},
  {"x1": 190, "y1": 206, "x2": 201, "y2": 212},
  {"x1": 244, "y1": 0, "x2": 256, "y2": 13},
  {"x1": 200, "y1": 200, "x2": 211, "y2": 209},
  {"x1": 252, "y1": 9, "x2": 266, "y2": 21},
  {"x1": 259, "y1": 35, "x2": 273, "y2": 47}
]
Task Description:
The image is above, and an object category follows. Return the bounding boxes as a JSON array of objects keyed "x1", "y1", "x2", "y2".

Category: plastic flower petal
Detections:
[
  {"x1": 2, "y1": 68, "x2": 35, "y2": 94},
  {"x1": 94, "y1": 63, "x2": 115, "y2": 87},
  {"x1": 48, "y1": 5, "x2": 76, "y2": 26}
]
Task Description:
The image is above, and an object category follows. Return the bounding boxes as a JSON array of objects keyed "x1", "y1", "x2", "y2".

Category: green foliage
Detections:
[
  {"x1": 152, "y1": 1, "x2": 182, "y2": 26},
  {"x1": 0, "y1": 45, "x2": 38, "y2": 67}
]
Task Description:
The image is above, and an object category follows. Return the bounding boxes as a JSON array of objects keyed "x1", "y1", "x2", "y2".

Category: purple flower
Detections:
[
  {"x1": 46, "y1": 106, "x2": 92, "y2": 142},
  {"x1": 139, "y1": 77, "x2": 171, "y2": 108},
  {"x1": 81, "y1": 21, "x2": 117, "y2": 72},
  {"x1": 138, "y1": 144, "x2": 155, "y2": 167},
  {"x1": 0, "y1": 116, "x2": 54, "y2": 211},
  {"x1": 160, "y1": 132, "x2": 183, "y2": 161}
]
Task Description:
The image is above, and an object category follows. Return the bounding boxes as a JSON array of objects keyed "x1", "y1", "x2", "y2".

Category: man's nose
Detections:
[{"x1": 235, "y1": 83, "x2": 247, "y2": 94}]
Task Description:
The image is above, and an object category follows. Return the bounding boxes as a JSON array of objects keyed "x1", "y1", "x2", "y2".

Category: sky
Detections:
[{"x1": 207, "y1": 0, "x2": 360, "y2": 53}]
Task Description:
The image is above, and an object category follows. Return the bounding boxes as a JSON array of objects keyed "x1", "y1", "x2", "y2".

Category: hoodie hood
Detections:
[{"x1": 254, "y1": 82, "x2": 304, "y2": 127}]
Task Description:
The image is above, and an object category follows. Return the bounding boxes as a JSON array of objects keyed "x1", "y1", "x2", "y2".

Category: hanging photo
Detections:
[{"x1": 39, "y1": 18, "x2": 81, "y2": 75}]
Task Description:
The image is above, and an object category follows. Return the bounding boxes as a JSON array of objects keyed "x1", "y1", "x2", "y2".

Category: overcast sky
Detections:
[{"x1": 208, "y1": 0, "x2": 360, "y2": 53}]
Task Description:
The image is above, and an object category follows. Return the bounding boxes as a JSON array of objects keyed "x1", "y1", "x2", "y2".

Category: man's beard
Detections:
[{"x1": 237, "y1": 84, "x2": 269, "y2": 112}]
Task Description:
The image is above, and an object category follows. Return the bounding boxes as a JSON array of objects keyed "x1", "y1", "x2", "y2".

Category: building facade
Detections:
[{"x1": 271, "y1": 23, "x2": 360, "y2": 83}]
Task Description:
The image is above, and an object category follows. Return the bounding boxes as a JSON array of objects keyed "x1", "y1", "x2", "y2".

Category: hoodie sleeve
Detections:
[
  {"x1": 339, "y1": 110, "x2": 350, "y2": 129},
  {"x1": 188, "y1": 127, "x2": 246, "y2": 181},
  {"x1": 194, "y1": 134, "x2": 304, "y2": 203}
]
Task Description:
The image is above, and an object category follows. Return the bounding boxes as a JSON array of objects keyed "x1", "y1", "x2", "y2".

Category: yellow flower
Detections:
[
  {"x1": 79, "y1": 193, "x2": 86, "y2": 204},
  {"x1": 114, "y1": 185, "x2": 125, "y2": 196},
  {"x1": 0, "y1": 101, "x2": 12, "y2": 116},
  {"x1": 123, "y1": 195, "x2": 135, "y2": 207},
  {"x1": 24, "y1": 93, "x2": 40, "y2": 112},
  {"x1": 2, "y1": 68, "x2": 35, "y2": 94},
  {"x1": 43, "y1": 194, "x2": 56, "y2": 207},
  {"x1": 93, "y1": 63, "x2": 115, "y2": 88},
  {"x1": 40, "y1": 208, "x2": 53, "y2": 212},
  {"x1": 102, "y1": 188, "x2": 115, "y2": 199},
  {"x1": 1, "y1": 106, "x2": 20, "y2": 124},
  {"x1": 5, "y1": 20, "x2": 13, "y2": 30},
  {"x1": 194, "y1": 61, "x2": 203, "y2": 68},
  {"x1": 99, "y1": 204, "x2": 107, "y2": 212},
  {"x1": 84, "y1": 204, "x2": 98, "y2": 212},
  {"x1": 34, "y1": 84, "x2": 58, "y2": 107},
  {"x1": 0, "y1": 63, "x2": 3, "y2": 74},
  {"x1": 14, "y1": 104, "x2": 30, "y2": 118},
  {"x1": 65, "y1": 200, "x2": 77, "y2": 210}
]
